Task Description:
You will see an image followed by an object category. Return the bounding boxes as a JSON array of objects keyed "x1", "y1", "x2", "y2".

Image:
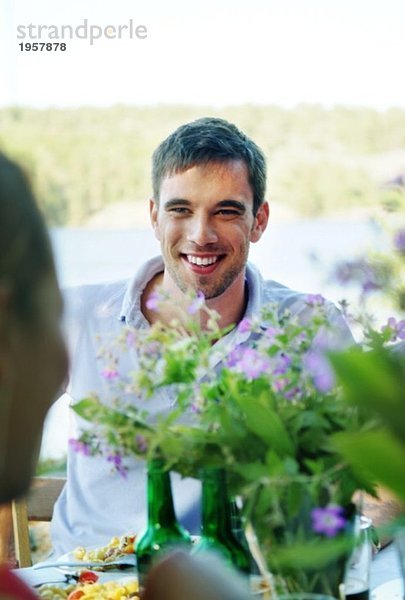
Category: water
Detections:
[{"x1": 39, "y1": 217, "x2": 386, "y2": 459}]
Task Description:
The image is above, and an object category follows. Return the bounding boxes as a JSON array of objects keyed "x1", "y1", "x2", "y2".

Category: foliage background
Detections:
[{"x1": 1, "y1": 104, "x2": 404, "y2": 226}]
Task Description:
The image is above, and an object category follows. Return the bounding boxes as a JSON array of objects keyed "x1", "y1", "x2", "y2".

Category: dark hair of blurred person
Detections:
[
  {"x1": 0, "y1": 153, "x2": 68, "y2": 598},
  {"x1": 0, "y1": 153, "x2": 68, "y2": 505}
]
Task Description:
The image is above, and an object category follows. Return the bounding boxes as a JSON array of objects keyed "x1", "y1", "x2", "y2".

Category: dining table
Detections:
[{"x1": 14, "y1": 540, "x2": 404, "y2": 599}]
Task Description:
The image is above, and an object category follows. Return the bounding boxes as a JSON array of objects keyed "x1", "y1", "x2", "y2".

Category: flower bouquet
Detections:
[{"x1": 71, "y1": 288, "x2": 376, "y2": 597}]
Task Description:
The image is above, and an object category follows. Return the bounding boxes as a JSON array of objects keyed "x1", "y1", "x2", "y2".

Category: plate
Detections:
[
  {"x1": 371, "y1": 577, "x2": 404, "y2": 599},
  {"x1": 56, "y1": 544, "x2": 136, "y2": 573},
  {"x1": 37, "y1": 575, "x2": 139, "y2": 599}
]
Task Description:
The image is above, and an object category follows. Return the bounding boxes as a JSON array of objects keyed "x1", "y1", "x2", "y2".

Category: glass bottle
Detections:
[
  {"x1": 230, "y1": 496, "x2": 260, "y2": 575},
  {"x1": 193, "y1": 467, "x2": 252, "y2": 574},
  {"x1": 135, "y1": 459, "x2": 191, "y2": 585}
]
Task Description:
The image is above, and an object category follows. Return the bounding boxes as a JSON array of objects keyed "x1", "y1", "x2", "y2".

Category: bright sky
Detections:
[{"x1": 1, "y1": 0, "x2": 404, "y2": 109}]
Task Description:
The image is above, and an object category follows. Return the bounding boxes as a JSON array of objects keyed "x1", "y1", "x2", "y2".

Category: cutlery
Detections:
[
  {"x1": 34, "y1": 574, "x2": 80, "y2": 587},
  {"x1": 34, "y1": 559, "x2": 135, "y2": 570}
]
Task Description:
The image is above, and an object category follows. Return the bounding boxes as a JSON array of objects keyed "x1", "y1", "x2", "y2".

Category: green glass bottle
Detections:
[
  {"x1": 193, "y1": 467, "x2": 252, "y2": 574},
  {"x1": 230, "y1": 497, "x2": 260, "y2": 575},
  {"x1": 135, "y1": 459, "x2": 191, "y2": 585}
]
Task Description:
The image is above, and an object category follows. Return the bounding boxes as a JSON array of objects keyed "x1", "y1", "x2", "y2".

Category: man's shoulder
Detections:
[
  {"x1": 260, "y1": 277, "x2": 311, "y2": 313},
  {"x1": 247, "y1": 263, "x2": 306, "y2": 306},
  {"x1": 259, "y1": 277, "x2": 338, "y2": 319},
  {"x1": 63, "y1": 279, "x2": 129, "y2": 320},
  {"x1": 248, "y1": 265, "x2": 351, "y2": 337}
]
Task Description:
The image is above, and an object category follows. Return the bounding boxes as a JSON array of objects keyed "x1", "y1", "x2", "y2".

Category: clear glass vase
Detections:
[{"x1": 244, "y1": 486, "x2": 356, "y2": 599}]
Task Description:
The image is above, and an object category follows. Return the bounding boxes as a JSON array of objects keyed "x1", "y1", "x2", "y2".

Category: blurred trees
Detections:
[{"x1": 0, "y1": 104, "x2": 404, "y2": 225}]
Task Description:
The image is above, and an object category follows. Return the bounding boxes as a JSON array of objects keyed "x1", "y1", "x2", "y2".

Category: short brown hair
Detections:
[{"x1": 152, "y1": 117, "x2": 267, "y2": 215}]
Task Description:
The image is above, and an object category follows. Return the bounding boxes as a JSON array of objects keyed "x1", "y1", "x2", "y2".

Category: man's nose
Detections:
[{"x1": 186, "y1": 215, "x2": 218, "y2": 245}]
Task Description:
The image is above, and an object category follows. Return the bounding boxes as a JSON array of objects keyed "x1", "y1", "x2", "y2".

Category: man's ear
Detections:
[
  {"x1": 250, "y1": 201, "x2": 269, "y2": 243},
  {"x1": 149, "y1": 199, "x2": 160, "y2": 241}
]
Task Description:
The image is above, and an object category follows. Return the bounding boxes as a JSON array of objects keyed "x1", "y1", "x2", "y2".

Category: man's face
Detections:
[{"x1": 150, "y1": 160, "x2": 268, "y2": 300}]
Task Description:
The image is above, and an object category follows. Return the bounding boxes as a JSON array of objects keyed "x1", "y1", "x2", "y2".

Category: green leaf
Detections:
[
  {"x1": 234, "y1": 462, "x2": 272, "y2": 481},
  {"x1": 271, "y1": 535, "x2": 354, "y2": 569},
  {"x1": 294, "y1": 410, "x2": 330, "y2": 432},
  {"x1": 72, "y1": 397, "x2": 103, "y2": 420},
  {"x1": 333, "y1": 429, "x2": 405, "y2": 503},
  {"x1": 330, "y1": 347, "x2": 405, "y2": 441},
  {"x1": 234, "y1": 391, "x2": 294, "y2": 456},
  {"x1": 72, "y1": 397, "x2": 153, "y2": 431},
  {"x1": 287, "y1": 482, "x2": 304, "y2": 518}
]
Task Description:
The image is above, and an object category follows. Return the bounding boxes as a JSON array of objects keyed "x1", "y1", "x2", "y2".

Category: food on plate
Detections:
[
  {"x1": 72, "y1": 535, "x2": 136, "y2": 563},
  {"x1": 37, "y1": 578, "x2": 139, "y2": 599},
  {"x1": 77, "y1": 571, "x2": 99, "y2": 584}
]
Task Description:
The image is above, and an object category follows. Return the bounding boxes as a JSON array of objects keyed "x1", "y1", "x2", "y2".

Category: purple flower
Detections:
[
  {"x1": 126, "y1": 330, "x2": 136, "y2": 347},
  {"x1": 143, "y1": 340, "x2": 161, "y2": 357},
  {"x1": 394, "y1": 229, "x2": 405, "y2": 253},
  {"x1": 107, "y1": 453, "x2": 127, "y2": 478},
  {"x1": 274, "y1": 353, "x2": 291, "y2": 375},
  {"x1": 101, "y1": 367, "x2": 119, "y2": 380},
  {"x1": 226, "y1": 345, "x2": 244, "y2": 368},
  {"x1": 303, "y1": 350, "x2": 335, "y2": 393},
  {"x1": 145, "y1": 291, "x2": 161, "y2": 311},
  {"x1": 69, "y1": 438, "x2": 91, "y2": 456},
  {"x1": 187, "y1": 291, "x2": 205, "y2": 315},
  {"x1": 135, "y1": 434, "x2": 148, "y2": 453},
  {"x1": 237, "y1": 317, "x2": 253, "y2": 334},
  {"x1": 264, "y1": 326, "x2": 281, "y2": 342},
  {"x1": 381, "y1": 317, "x2": 405, "y2": 341},
  {"x1": 332, "y1": 259, "x2": 382, "y2": 296},
  {"x1": 296, "y1": 331, "x2": 308, "y2": 344},
  {"x1": 311, "y1": 505, "x2": 347, "y2": 537},
  {"x1": 306, "y1": 294, "x2": 325, "y2": 307},
  {"x1": 284, "y1": 386, "x2": 301, "y2": 401},
  {"x1": 229, "y1": 347, "x2": 271, "y2": 380},
  {"x1": 273, "y1": 377, "x2": 289, "y2": 392}
]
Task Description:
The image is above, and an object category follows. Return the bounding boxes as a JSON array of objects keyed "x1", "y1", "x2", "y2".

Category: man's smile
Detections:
[{"x1": 181, "y1": 253, "x2": 225, "y2": 274}]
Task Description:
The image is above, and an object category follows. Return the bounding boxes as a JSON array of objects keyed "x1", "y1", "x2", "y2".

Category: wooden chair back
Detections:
[{"x1": 11, "y1": 476, "x2": 66, "y2": 567}]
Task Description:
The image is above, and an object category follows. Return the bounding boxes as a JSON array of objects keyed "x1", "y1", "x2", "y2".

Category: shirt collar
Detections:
[
  {"x1": 119, "y1": 256, "x2": 264, "y2": 334},
  {"x1": 120, "y1": 255, "x2": 164, "y2": 326}
]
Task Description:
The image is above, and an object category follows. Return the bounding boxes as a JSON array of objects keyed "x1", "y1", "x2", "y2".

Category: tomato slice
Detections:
[
  {"x1": 77, "y1": 570, "x2": 99, "y2": 584},
  {"x1": 67, "y1": 591, "x2": 85, "y2": 600}
]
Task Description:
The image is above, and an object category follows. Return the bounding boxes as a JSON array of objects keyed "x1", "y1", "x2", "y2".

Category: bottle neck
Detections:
[
  {"x1": 146, "y1": 460, "x2": 177, "y2": 527},
  {"x1": 201, "y1": 468, "x2": 231, "y2": 537}
]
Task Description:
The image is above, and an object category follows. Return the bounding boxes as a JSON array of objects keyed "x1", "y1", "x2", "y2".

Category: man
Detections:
[{"x1": 50, "y1": 117, "x2": 352, "y2": 555}]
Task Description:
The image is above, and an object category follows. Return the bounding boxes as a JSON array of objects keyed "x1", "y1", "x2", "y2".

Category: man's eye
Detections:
[
  {"x1": 169, "y1": 207, "x2": 190, "y2": 214},
  {"x1": 216, "y1": 209, "x2": 241, "y2": 216}
]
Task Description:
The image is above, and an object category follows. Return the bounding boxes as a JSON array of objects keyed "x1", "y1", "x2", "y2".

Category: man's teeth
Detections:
[{"x1": 187, "y1": 255, "x2": 219, "y2": 266}]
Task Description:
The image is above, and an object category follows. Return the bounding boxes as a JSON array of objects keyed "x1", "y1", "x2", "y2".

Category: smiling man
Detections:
[
  {"x1": 143, "y1": 154, "x2": 269, "y2": 329},
  {"x1": 50, "y1": 117, "x2": 352, "y2": 555}
]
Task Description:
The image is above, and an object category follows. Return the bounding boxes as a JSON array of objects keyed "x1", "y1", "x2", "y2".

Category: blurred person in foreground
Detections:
[
  {"x1": 0, "y1": 153, "x2": 68, "y2": 596},
  {"x1": 51, "y1": 117, "x2": 354, "y2": 554},
  {"x1": 0, "y1": 152, "x2": 252, "y2": 600}
]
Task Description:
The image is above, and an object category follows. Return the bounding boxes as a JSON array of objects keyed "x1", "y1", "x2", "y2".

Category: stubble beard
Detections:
[{"x1": 165, "y1": 246, "x2": 249, "y2": 300}]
